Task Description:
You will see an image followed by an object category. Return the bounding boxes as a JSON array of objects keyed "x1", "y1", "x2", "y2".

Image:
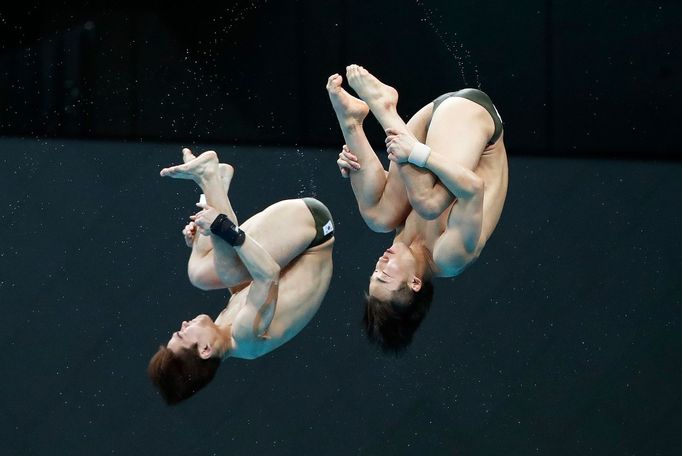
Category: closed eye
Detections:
[{"x1": 371, "y1": 270, "x2": 391, "y2": 283}]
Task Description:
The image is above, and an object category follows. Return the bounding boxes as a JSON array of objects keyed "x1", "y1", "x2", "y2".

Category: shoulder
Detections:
[
  {"x1": 434, "y1": 247, "x2": 480, "y2": 278},
  {"x1": 433, "y1": 226, "x2": 484, "y2": 278}
]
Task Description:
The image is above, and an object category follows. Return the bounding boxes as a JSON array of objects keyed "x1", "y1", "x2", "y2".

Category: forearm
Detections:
[
  {"x1": 397, "y1": 162, "x2": 454, "y2": 219},
  {"x1": 209, "y1": 237, "x2": 250, "y2": 286},
  {"x1": 230, "y1": 234, "x2": 280, "y2": 282},
  {"x1": 424, "y1": 150, "x2": 483, "y2": 199},
  {"x1": 208, "y1": 214, "x2": 276, "y2": 284}
]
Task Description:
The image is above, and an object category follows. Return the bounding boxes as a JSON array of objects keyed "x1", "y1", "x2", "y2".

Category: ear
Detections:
[
  {"x1": 409, "y1": 276, "x2": 422, "y2": 292},
  {"x1": 198, "y1": 343, "x2": 214, "y2": 360}
]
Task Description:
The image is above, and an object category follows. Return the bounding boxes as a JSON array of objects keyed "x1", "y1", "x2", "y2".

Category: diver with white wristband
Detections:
[{"x1": 326, "y1": 64, "x2": 508, "y2": 353}]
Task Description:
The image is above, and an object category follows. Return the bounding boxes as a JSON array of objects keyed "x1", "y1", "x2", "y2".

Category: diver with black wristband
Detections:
[
  {"x1": 210, "y1": 213, "x2": 245, "y2": 247},
  {"x1": 148, "y1": 148, "x2": 335, "y2": 405}
]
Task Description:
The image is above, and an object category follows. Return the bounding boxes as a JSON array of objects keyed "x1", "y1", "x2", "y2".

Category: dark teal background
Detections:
[
  {"x1": 0, "y1": 0, "x2": 680, "y2": 454},
  {"x1": 1, "y1": 139, "x2": 680, "y2": 454}
]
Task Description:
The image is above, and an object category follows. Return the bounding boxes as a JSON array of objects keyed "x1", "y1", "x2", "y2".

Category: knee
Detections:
[
  {"x1": 188, "y1": 270, "x2": 213, "y2": 291},
  {"x1": 411, "y1": 193, "x2": 450, "y2": 220},
  {"x1": 187, "y1": 265, "x2": 225, "y2": 291},
  {"x1": 361, "y1": 211, "x2": 399, "y2": 233}
]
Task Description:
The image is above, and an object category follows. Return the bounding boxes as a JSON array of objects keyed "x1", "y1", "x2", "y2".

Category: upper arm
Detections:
[
  {"x1": 433, "y1": 180, "x2": 484, "y2": 277},
  {"x1": 232, "y1": 278, "x2": 279, "y2": 342}
]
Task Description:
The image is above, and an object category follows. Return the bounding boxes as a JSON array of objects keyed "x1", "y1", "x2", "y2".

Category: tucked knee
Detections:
[
  {"x1": 188, "y1": 269, "x2": 214, "y2": 291},
  {"x1": 361, "y1": 210, "x2": 400, "y2": 233},
  {"x1": 411, "y1": 193, "x2": 450, "y2": 220}
]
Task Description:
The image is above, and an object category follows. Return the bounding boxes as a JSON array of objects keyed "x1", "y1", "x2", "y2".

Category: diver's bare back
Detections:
[{"x1": 215, "y1": 199, "x2": 334, "y2": 357}]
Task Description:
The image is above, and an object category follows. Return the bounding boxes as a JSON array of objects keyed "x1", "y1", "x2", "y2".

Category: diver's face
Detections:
[
  {"x1": 368, "y1": 243, "x2": 416, "y2": 301},
  {"x1": 166, "y1": 314, "x2": 215, "y2": 354}
]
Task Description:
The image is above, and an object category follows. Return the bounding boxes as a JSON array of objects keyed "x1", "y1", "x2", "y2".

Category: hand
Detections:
[
  {"x1": 385, "y1": 127, "x2": 418, "y2": 164},
  {"x1": 191, "y1": 202, "x2": 221, "y2": 236},
  {"x1": 337, "y1": 144, "x2": 361, "y2": 178},
  {"x1": 182, "y1": 221, "x2": 197, "y2": 247}
]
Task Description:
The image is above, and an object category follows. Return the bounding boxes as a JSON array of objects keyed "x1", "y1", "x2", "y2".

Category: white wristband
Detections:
[{"x1": 408, "y1": 142, "x2": 431, "y2": 167}]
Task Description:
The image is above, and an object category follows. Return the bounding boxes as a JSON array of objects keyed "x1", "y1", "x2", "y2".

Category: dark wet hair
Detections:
[
  {"x1": 362, "y1": 281, "x2": 434, "y2": 354},
  {"x1": 148, "y1": 344, "x2": 220, "y2": 405}
]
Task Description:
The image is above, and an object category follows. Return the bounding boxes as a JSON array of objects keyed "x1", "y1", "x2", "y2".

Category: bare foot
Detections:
[
  {"x1": 219, "y1": 163, "x2": 235, "y2": 194},
  {"x1": 346, "y1": 64, "x2": 399, "y2": 112},
  {"x1": 326, "y1": 73, "x2": 369, "y2": 128},
  {"x1": 160, "y1": 150, "x2": 219, "y2": 182},
  {"x1": 182, "y1": 147, "x2": 196, "y2": 164}
]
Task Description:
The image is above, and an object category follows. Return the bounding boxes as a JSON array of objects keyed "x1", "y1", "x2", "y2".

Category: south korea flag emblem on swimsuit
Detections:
[{"x1": 323, "y1": 220, "x2": 334, "y2": 236}]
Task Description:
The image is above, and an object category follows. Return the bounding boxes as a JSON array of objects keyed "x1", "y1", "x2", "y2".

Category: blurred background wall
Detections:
[{"x1": 0, "y1": 0, "x2": 679, "y2": 157}]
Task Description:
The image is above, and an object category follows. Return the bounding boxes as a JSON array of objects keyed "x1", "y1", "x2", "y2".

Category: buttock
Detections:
[
  {"x1": 429, "y1": 88, "x2": 503, "y2": 146},
  {"x1": 301, "y1": 198, "x2": 334, "y2": 248}
]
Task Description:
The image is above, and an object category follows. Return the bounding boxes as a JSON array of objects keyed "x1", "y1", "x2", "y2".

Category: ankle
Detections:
[
  {"x1": 341, "y1": 119, "x2": 365, "y2": 132},
  {"x1": 374, "y1": 109, "x2": 402, "y2": 129}
]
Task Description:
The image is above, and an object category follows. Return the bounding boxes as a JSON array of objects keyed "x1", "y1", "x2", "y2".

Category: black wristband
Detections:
[{"x1": 210, "y1": 213, "x2": 246, "y2": 246}]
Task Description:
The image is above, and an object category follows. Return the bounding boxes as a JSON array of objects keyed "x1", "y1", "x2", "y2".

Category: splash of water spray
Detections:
[
  {"x1": 160, "y1": 0, "x2": 269, "y2": 140},
  {"x1": 415, "y1": 0, "x2": 481, "y2": 89}
]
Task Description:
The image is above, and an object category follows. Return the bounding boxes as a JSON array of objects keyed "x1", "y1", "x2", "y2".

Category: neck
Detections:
[
  {"x1": 409, "y1": 240, "x2": 435, "y2": 281},
  {"x1": 213, "y1": 322, "x2": 234, "y2": 358}
]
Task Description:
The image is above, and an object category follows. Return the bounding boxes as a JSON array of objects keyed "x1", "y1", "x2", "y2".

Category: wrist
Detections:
[
  {"x1": 210, "y1": 214, "x2": 246, "y2": 246},
  {"x1": 408, "y1": 142, "x2": 431, "y2": 167}
]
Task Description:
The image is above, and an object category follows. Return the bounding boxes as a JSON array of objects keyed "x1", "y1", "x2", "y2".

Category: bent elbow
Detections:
[
  {"x1": 458, "y1": 173, "x2": 484, "y2": 200},
  {"x1": 260, "y1": 263, "x2": 281, "y2": 282},
  {"x1": 270, "y1": 265, "x2": 281, "y2": 280},
  {"x1": 470, "y1": 175, "x2": 484, "y2": 195}
]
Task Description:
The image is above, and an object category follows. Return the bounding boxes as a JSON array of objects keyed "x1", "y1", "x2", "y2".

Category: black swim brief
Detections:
[
  {"x1": 302, "y1": 198, "x2": 334, "y2": 248},
  {"x1": 429, "y1": 88, "x2": 504, "y2": 146}
]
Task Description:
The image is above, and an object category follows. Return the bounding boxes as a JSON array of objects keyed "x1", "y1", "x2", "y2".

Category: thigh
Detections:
[
  {"x1": 425, "y1": 97, "x2": 494, "y2": 171},
  {"x1": 240, "y1": 199, "x2": 318, "y2": 268},
  {"x1": 398, "y1": 102, "x2": 441, "y2": 190},
  {"x1": 406, "y1": 102, "x2": 434, "y2": 142},
  {"x1": 404, "y1": 102, "x2": 455, "y2": 214}
]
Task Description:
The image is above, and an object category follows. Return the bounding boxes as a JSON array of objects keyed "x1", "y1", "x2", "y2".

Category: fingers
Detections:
[
  {"x1": 336, "y1": 158, "x2": 353, "y2": 178},
  {"x1": 340, "y1": 148, "x2": 359, "y2": 164},
  {"x1": 385, "y1": 134, "x2": 398, "y2": 145},
  {"x1": 338, "y1": 151, "x2": 360, "y2": 169},
  {"x1": 336, "y1": 144, "x2": 361, "y2": 178}
]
